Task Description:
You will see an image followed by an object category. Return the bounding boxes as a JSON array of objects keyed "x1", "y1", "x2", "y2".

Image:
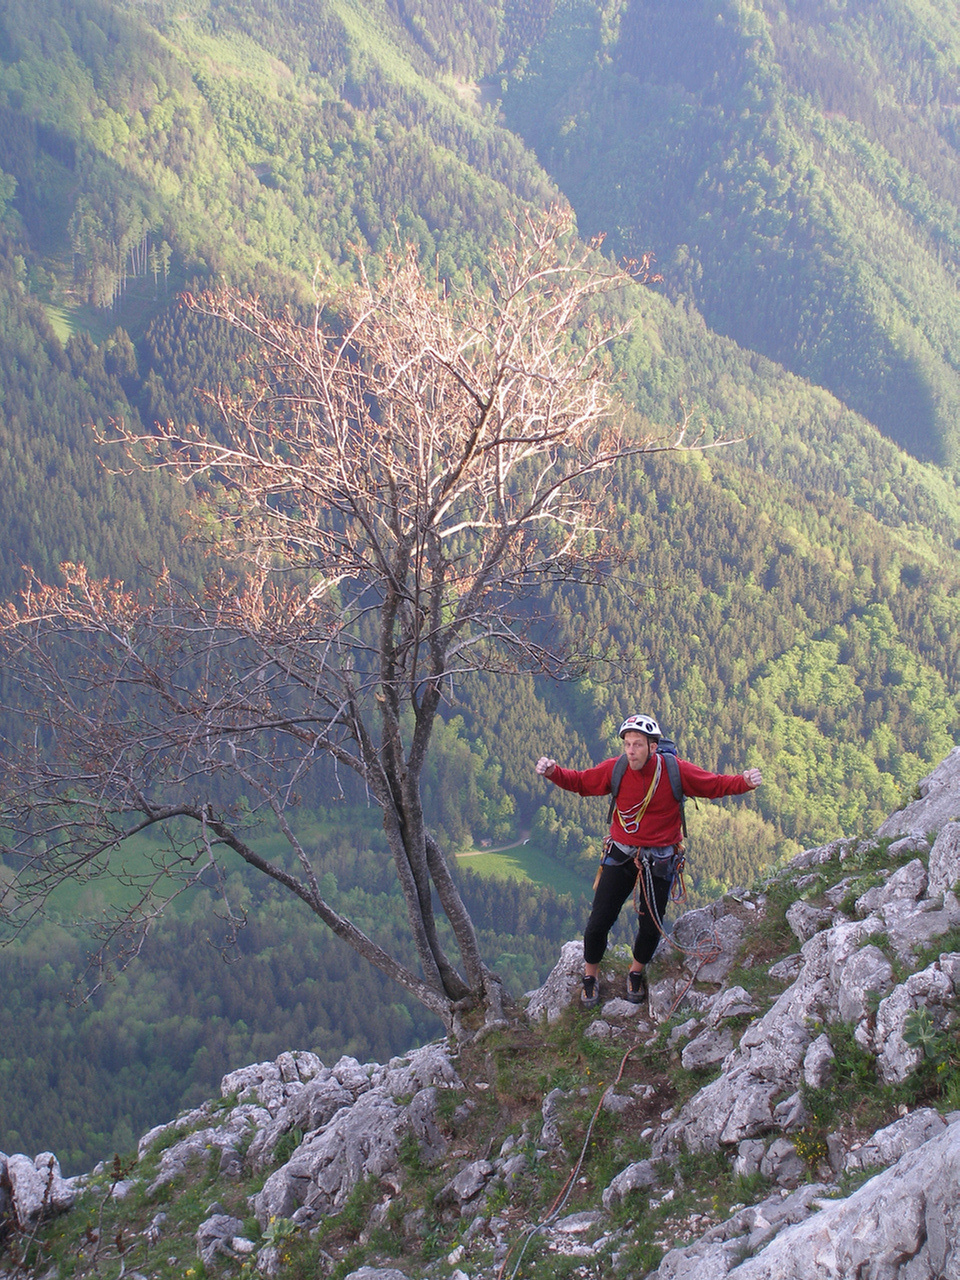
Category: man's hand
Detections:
[
  {"x1": 536, "y1": 757, "x2": 557, "y2": 778},
  {"x1": 743, "y1": 767, "x2": 763, "y2": 789}
]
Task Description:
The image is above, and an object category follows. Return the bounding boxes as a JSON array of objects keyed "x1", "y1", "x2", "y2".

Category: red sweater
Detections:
[{"x1": 547, "y1": 752, "x2": 752, "y2": 847}]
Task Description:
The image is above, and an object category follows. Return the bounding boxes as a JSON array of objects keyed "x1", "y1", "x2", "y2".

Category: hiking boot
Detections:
[
  {"x1": 580, "y1": 974, "x2": 600, "y2": 1007},
  {"x1": 626, "y1": 969, "x2": 648, "y2": 1004}
]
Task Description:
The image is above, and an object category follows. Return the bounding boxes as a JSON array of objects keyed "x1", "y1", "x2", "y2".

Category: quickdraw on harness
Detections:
[
  {"x1": 601, "y1": 743, "x2": 690, "y2": 906},
  {"x1": 633, "y1": 845, "x2": 687, "y2": 937},
  {"x1": 592, "y1": 756, "x2": 661, "y2": 890}
]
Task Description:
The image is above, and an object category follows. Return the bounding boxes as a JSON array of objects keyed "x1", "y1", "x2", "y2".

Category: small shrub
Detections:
[
  {"x1": 902, "y1": 1007, "x2": 941, "y2": 1060},
  {"x1": 271, "y1": 1126, "x2": 304, "y2": 1166},
  {"x1": 898, "y1": 1007, "x2": 960, "y2": 1107},
  {"x1": 262, "y1": 1216, "x2": 296, "y2": 1248},
  {"x1": 792, "y1": 1127, "x2": 828, "y2": 1170},
  {"x1": 803, "y1": 1021, "x2": 897, "y2": 1135}
]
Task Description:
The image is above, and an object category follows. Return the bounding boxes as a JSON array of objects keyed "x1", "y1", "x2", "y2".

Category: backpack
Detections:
[{"x1": 606, "y1": 738, "x2": 687, "y2": 838}]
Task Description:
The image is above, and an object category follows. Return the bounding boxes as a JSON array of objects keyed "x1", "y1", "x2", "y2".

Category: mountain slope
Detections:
[
  {"x1": 0, "y1": 0, "x2": 546, "y2": 303},
  {"x1": 1, "y1": 0, "x2": 959, "y2": 924},
  {"x1": 2, "y1": 0, "x2": 960, "y2": 1180},
  {"x1": 502, "y1": 0, "x2": 960, "y2": 467}
]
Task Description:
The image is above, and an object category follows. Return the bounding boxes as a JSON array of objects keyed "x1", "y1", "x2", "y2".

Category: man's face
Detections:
[{"x1": 623, "y1": 731, "x2": 656, "y2": 770}]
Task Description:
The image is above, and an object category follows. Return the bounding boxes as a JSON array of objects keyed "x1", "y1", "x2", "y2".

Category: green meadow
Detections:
[{"x1": 456, "y1": 838, "x2": 589, "y2": 901}]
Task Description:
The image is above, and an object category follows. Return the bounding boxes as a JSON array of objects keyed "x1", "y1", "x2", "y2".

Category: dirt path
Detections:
[{"x1": 455, "y1": 830, "x2": 531, "y2": 857}]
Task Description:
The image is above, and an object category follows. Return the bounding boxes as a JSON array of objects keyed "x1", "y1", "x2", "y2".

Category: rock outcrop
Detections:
[
  {"x1": 876, "y1": 746, "x2": 960, "y2": 842},
  {"x1": 0, "y1": 1153, "x2": 75, "y2": 1231}
]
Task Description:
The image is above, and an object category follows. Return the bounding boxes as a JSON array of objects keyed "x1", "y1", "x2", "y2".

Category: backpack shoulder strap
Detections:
[
  {"x1": 660, "y1": 750, "x2": 682, "y2": 802},
  {"x1": 606, "y1": 754, "x2": 629, "y2": 825},
  {"x1": 660, "y1": 750, "x2": 688, "y2": 838}
]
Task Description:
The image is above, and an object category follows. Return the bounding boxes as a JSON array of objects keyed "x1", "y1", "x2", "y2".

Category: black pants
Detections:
[{"x1": 583, "y1": 857, "x2": 673, "y2": 967}]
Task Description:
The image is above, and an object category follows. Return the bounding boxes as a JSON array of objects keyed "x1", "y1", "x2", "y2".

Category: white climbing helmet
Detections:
[{"x1": 619, "y1": 713, "x2": 662, "y2": 740}]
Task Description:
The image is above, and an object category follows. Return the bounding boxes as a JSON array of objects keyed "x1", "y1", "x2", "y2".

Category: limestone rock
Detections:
[
  {"x1": 137, "y1": 1104, "x2": 213, "y2": 1160},
  {"x1": 673, "y1": 901, "x2": 746, "y2": 983},
  {"x1": 649, "y1": 976, "x2": 701, "y2": 1023},
  {"x1": 759, "y1": 1137, "x2": 806, "y2": 1189},
  {"x1": 251, "y1": 1043, "x2": 461, "y2": 1229},
  {"x1": 874, "y1": 956, "x2": 959, "y2": 1083},
  {"x1": 246, "y1": 1074, "x2": 355, "y2": 1171},
  {"x1": 601, "y1": 1088, "x2": 632, "y2": 1114},
  {"x1": 435, "y1": 1159, "x2": 495, "y2": 1215},
  {"x1": 767, "y1": 954, "x2": 803, "y2": 984},
  {"x1": 725, "y1": 1121, "x2": 960, "y2": 1278},
  {"x1": 553, "y1": 1209, "x2": 600, "y2": 1233},
  {"x1": 602, "y1": 1159, "x2": 659, "y2": 1208},
  {"x1": 704, "y1": 985, "x2": 759, "y2": 1026},
  {"x1": 146, "y1": 1106, "x2": 269, "y2": 1194},
  {"x1": 539, "y1": 1087, "x2": 568, "y2": 1152},
  {"x1": 653, "y1": 1184, "x2": 833, "y2": 1279},
  {"x1": 732, "y1": 1139, "x2": 765, "y2": 1179},
  {"x1": 195, "y1": 1213, "x2": 245, "y2": 1267},
  {"x1": 379, "y1": 1042, "x2": 462, "y2": 1095},
  {"x1": 602, "y1": 994, "x2": 648, "y2": 1019},
  {"x1": 681, "y1": 1026, "x2": 734, "y2": 1070},
  {"x1": 242, "y1": 1042, "x2": 460, "y2": 1175},
  {"x1": 879, "y1": 890, "x2": 960, "y2": 965},
  {"x1": 854, "y1": 857, "x2": 927, "y2": 916},
  {"x1": 220, "y1": 1050, "x2": 323, "y2": 1116},
  {"x1": 835, "y1": 943, "x2": 894, "y2": 1030},
  {"x1": 875, "y1": 747, "x2": 960, "y2": 841},
  {"x1": 785, "y1": 900, "x2": 835, "y2": 942},
  {"x1": 801, "y1": 1033, "x2": 835, "y2": 1089},
  {"x1": 255, "y1": 1089, "x2": 414, "y2": 1226},
  {"x1": 344, "y1": 1269, "x2": 412, "y2": 1280},
  {"x1": 499, "y1": 1152, "x2": 527, "y2": 1187},
  {"x1": 524, "y1": 940, "x2": 584, "y2": 1022},
  {"x1": 844, "y1": 1108, "x2": 948, "y2": 1174},
  {"x1": 785, "y1": 839, "x2": 854, "y2": 871},
  {"x1": 928, "y1": 821, "x2": 960, "y2": 898},
  {"x1": 4, "y1": 1152, "x2": 75, "y2": 1227},
  {"x1": 657, "y1": 919, "x2": 878, "y2": 1155}
]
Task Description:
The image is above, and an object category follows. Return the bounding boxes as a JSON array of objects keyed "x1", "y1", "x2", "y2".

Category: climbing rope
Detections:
[
  {"x1": 498, "y1": 869, "x2": 724, "y2": 1280},
  {"x1": 633, "y1": 849, "x2": 723, "y2": 973},
  {"x1": 496, "y1": 1040, "x2": 640, "y2": 1280}
]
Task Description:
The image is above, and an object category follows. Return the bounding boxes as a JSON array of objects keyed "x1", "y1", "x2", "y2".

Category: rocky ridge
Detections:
[{"x1": 3, "y1": 746, "x2": 960, "y2": 1279}]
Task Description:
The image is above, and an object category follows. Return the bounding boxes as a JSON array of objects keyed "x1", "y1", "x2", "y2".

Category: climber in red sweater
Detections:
[{"x1": 536, "y1": 713, "x2": 762, "y2": 1008}]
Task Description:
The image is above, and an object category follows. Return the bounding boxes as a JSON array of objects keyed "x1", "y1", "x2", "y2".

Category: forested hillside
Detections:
[
  {"x1": 2, "y1": 0, "x2": 960, "y2": 1174},
  {"x1": 502, "y1": 0, "x2": 960, "y2": 469},
  {"x1": 0, "y1": 0, "x2": 544, "y2": 295},
  {"x1": 0, "y1": 840, "x2": 583, "y2": 1173}
]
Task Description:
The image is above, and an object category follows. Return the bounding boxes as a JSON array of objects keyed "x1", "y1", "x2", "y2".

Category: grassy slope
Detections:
[{"x1": 456, "y1": 839, "x2": 589, "y2": 898}]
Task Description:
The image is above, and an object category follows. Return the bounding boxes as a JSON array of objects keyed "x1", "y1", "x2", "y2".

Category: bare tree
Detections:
[{"x1": 0, "y1": 209, "x2": 711, "y2": 1037}]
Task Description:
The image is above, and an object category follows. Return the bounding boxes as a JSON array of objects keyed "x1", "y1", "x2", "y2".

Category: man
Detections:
[{"x1": 536, "y1": 714, "x2": 763, "y2": 1007}]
